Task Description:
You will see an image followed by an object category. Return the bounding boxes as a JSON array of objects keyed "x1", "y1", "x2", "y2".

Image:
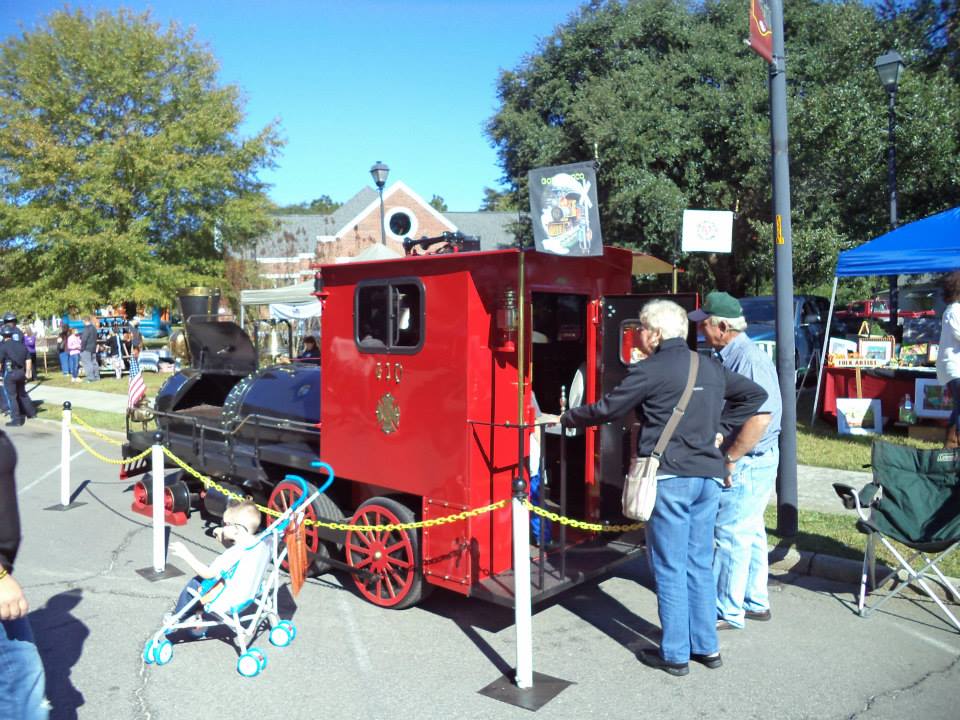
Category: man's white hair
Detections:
[
  {"x1": 639, "y1": 299, "x2": 689, "y2": 341},
  {"x1": 706, "y1": 315, "x2": 748, "y2": 332}
]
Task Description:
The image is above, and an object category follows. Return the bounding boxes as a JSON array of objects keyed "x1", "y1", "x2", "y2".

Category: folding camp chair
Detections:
[{"x1": 833, "y1": 440, "x2": 960, "y2": 632}]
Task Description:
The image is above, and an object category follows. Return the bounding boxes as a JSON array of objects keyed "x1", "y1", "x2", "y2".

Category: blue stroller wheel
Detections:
[
  {"x1": 250, "y1": 647, "x2": 267, "y2": 670},
  {"x1": 153, "y1": 640, "x2": 173, "y2": 666},
  {"x1": 237, "y1": 649, "x2": 265, "y2": 677},
  {"x1": 143, "y1": 640, "x2": 155, "y2": 664},
  {"x1": 269, "y1": 621, "x2": 294, "y2": 647}
]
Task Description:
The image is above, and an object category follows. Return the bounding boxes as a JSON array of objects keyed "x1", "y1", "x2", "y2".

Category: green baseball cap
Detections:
[{"x1": 688, "y1": 291, "x2": 743, "y2": 321}]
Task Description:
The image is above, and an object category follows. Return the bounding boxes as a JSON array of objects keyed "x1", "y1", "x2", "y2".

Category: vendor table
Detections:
[{"x1": 820, "y1": 366, "x2": 937, "y2": 423}]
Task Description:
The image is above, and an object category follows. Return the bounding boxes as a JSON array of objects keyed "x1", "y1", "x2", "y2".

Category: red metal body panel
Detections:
[{"x1": 319, "y1": 248, "x2": 633, "y2": 596}]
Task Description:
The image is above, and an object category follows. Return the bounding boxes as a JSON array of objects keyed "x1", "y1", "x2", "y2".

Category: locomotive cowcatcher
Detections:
[{"x1": 123, "y1": 246, "x2": 698, "y2": 609}]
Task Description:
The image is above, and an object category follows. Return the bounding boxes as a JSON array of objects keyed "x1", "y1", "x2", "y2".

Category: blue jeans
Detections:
[
  {"x1": 68, "y1": 355, "x2": 79, "y2": 378},
  {"x1": 647, "y1": 475, "x2": 720, "y2": 664},
  {"x1": 59, "y1": 351, "x2": 70, "y2": 375},
  {"x1": 714, "y1": 447, "x2": 779, "y2": 627},
  {"x1": 0, "y1": 618, "x2": 49, "y2": 720}
]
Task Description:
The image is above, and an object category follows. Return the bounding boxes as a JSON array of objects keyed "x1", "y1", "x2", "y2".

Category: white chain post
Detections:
[
  {"x1": 151, "y1": 432, "x2": 165, "y2": 574},
  {"x1": 512, "y1": 477, "x2": 533, "y2": 689},
  {"x1": 60, "y1": 401, "x2": 72, "y2": 507}
]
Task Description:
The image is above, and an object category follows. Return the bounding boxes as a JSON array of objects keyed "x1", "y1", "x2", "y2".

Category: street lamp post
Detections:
[
  {"x1": 370, "y1": 161, "x2": 390, "y2": 245},
  {"x1": 875, "y1": 50, "x2": 905, "y2": 335}
]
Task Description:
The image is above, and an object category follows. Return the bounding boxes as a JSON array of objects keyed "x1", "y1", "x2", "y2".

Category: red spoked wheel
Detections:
[
  {"x1": 346, "y1": 497, "x2": 424, "y2": 609},
  {"x1": 267, "y1": 478, "x2": 342, "y2": 574}
]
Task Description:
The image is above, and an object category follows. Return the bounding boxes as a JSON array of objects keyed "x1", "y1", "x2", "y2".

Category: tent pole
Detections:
[{"x1": 811, "y1": 276, "x2": 839, "y2": 427}]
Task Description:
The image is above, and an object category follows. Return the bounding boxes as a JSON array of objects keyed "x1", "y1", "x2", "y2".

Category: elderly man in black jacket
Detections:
[{"x1": 560, "y1": 299, "x2": 766, "y2": 676}]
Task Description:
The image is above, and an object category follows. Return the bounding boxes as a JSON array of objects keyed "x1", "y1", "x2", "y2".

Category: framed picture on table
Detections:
[
  {"x1": 857, "y1": 336, "x2": 895, "y2": 364},
  {"x1": 915, "y1": 379, "x2": 955, "y2": 419},
  {"x1": 836, "y1": 398, "x2": 883, "y2": 436}
]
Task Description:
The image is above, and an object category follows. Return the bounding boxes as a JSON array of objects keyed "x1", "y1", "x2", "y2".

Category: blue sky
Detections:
[{"x1": 0, "y1": 1, "x2": 587, "y2": 211}]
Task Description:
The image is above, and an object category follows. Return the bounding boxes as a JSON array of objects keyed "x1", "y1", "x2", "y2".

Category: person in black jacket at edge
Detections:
[
  {"x1": 1, "y1": 325, "x2": 37, "y2": 427},
  {"x1": 557, "y1": 299, "x2": 768, "y2": 677},
  {"x1": 0, "y1": 429, "x2": 49, "y2": 718}
]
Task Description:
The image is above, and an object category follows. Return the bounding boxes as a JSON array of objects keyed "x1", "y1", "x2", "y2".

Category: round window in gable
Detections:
[{"x1": 389, "y1": 211, "x2": 412, "y2": 236}]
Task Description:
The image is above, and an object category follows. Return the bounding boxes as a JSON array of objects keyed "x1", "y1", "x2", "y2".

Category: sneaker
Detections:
[{"x1": 745, "y1": 609, "x2": 772, "y2": 621}]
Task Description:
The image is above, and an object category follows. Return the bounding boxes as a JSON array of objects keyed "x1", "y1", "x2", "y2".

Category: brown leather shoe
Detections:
[
  {"x1": 716, "y1": 620, "x2": 742, "y2": 630},
  {"x1": 745, "y1": 609, "x2": 772, "y2": 621}
]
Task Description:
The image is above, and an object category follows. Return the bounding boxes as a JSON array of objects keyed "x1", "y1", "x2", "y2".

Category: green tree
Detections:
[
  {"x1": 486, "y1": 0, "x2": 960, "y2": 296},
  {"x1": 0, "y1": 9, "x2": 282, "y2": 315},
  {"x1": 479, "y1": 186, "x2": 519, "y2": 211},
  {"x1": 429, "y1": 194, "x2": 448, "y2": 212},
  {"x1": 274, "y1": 195, "x2": 342, "y2": 215}
]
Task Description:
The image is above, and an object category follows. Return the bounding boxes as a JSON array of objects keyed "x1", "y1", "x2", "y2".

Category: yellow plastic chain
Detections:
[
  {"x1": 69, "y1": 426, "x2": 152, "y2": 465},
  {"x1": 162, "y1": 445, "x2": 507, "y2": 531},
  {"x1": 71, "y1": 413, "x2": 125, "y2": 446},
  {"x1": 67, "y1": 416, "x2": 632, "y2": 535},
  {"x1": 523, "y1": 499, "x2": 644, "y2": 533}
]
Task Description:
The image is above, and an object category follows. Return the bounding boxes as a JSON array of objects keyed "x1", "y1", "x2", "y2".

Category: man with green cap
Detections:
[{"x1": 689, "y1": 291, "x2": 782, "y2": 630}]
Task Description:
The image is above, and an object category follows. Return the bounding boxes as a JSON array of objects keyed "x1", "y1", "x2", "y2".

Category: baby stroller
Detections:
[{"x1": 143, "y1": 462, "x2": 334, "y2": 677}]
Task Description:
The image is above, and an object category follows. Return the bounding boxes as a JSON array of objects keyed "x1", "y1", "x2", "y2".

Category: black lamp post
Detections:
[
  {"x1": 370, "y1": 161, "x2": 389, "y2": 245},
  {"x1": 874, "y1": 50, "x2": 905, "y2": 335}
]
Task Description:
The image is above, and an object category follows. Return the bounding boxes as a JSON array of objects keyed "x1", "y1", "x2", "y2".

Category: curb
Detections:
[{"x1": 769, "y1": 547, "x2": 960, "y2": 605}]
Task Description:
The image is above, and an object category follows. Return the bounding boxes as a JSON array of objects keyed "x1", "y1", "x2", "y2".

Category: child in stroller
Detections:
[{"x1": 143, "y1": 468, "x2": 332, "y2": 677}]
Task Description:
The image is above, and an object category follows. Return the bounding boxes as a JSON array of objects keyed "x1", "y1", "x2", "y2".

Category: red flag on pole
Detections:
[{"x1": 748, "y1": 0, "x2": 774, "y2": 64}]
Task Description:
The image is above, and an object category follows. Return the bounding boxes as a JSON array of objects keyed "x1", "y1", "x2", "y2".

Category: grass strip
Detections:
[{"x1": 765, "y1": 506, "x2": 960, "y2": 578}]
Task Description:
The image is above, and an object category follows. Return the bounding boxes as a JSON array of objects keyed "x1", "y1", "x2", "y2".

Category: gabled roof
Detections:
[
  {"x1": 445, "y1": 211, "x2": 520, "y2": 250},
  {"x1": 335, "y1": 180, "x2": 457, "y2": 236}
]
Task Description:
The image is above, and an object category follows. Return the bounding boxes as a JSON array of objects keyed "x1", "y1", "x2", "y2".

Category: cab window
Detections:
[{"x1": 355, "y1": 280, "x2": 424, "y2": 354}]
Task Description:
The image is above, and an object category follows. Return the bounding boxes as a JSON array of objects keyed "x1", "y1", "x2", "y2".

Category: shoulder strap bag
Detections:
[{"x1": 622, "y1": 351, "x2": 700, "y2": 522}]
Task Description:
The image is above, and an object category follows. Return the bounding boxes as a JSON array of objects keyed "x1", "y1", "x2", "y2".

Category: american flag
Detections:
[{"x1": 127, "y1": 360, "x2": 146, "y2": 409}]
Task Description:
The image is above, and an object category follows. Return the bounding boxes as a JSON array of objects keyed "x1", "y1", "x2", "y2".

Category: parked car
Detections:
[
  {"x1": 736, "y1": 295, "x2": 836, "y2": 384},
  {"x1": 835, "y1": 297, "x2": 936, "y2": 324}
]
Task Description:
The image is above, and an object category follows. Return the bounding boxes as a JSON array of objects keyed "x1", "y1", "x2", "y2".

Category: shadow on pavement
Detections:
[{"x1": 31, "y1": 589, "x2": 88, "y2": 720}]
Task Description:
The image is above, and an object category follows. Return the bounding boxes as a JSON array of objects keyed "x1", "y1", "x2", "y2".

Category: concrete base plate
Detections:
[
  {"x1": 136, "y1": 565, "x2": 185, "y2": 582},
  {"x1": 478, "y1": 671, "x2": 573, "y2": 712}
]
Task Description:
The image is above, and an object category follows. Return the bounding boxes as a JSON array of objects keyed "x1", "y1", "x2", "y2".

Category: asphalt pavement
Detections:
[{"x1": 7, "y1": 418, "x2": 960, "y2": 720}]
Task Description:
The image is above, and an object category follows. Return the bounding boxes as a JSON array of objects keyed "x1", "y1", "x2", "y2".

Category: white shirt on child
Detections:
[{"x1": 206, "y1": 537, "x2": 271, "y2": 613}]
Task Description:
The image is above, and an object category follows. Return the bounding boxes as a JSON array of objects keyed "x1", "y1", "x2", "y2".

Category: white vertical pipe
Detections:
[
  {"x1": 512, "y1": 494, "x2": 533, "y2": 689},
  {"x1": 151, "y1": 436, "x2": 165, "y2": 574},
  {"x1": 60, "y1": 402, "x2": 71, "y2": 507}
]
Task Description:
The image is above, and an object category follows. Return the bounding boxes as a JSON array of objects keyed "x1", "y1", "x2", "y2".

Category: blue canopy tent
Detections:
[{"x1": 812, "y1": 206, "x2": 960, "y2": 423}]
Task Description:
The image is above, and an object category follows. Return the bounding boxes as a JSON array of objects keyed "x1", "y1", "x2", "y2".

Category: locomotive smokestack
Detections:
[{"x1": 173, "y1": 287, "x2": 221, "y2": 367}]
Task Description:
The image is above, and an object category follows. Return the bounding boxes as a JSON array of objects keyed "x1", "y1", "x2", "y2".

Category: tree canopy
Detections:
[
  {"x1": 0, "y1": 9, "x2": 282, "y2": 315},
  {"x1": 486, "y1": 0, "x2": 960, "y2": 297}
]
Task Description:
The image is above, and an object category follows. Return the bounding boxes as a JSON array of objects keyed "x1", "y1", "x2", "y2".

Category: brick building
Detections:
[{"x1": 240, "y1": 181, "x2": 519, "y2": 286}]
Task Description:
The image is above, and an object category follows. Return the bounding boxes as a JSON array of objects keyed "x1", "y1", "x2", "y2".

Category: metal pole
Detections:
[
  {"x1": 60, "y1": 401, "x2": 71, "y2": 507},
  {"x1": 769, "y1": 0, "x2": 798, "y2": 537},
  {"x1": 378, "y1": 187, "x2": 387, "y2": 245},
  {"x1": 151, "y1": 431, "x2": 166, "y2": 574},
  {"x1": 513, "y1": 249, "x2": 533, "y2": 689},
  {"x1": 886, "y1": 90, "x2": 899, "y2": 336}
]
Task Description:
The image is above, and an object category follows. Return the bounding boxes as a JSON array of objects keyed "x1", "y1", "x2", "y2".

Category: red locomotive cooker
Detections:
[{"x1": 125, "y1": 247, "x2": 698, "y2": 610}]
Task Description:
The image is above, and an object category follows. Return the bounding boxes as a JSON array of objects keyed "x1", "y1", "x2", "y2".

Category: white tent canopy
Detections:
[
  {"x1": 239, "y1": 279, "x2": 319, "y2": 327},
  {"x1": 240, "y1": 279, "x2": 316, "y2": 306}
]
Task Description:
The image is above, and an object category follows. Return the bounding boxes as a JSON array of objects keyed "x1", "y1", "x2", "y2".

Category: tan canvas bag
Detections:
[{"x1": 622, "y1": 352, "x2": 699, "y2": 521}]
